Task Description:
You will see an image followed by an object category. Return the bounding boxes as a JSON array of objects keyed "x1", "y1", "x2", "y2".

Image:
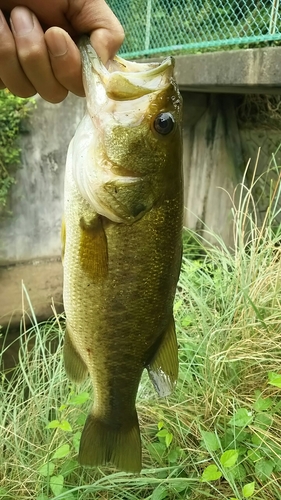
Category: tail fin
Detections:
[{"x1": 78, "y1": 410, "x2": 142, "y2": 473}]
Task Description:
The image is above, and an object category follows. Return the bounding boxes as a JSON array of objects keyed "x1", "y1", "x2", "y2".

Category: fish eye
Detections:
[{"x1": 153, "y1": 112, "x2": 174, "y2": 135}]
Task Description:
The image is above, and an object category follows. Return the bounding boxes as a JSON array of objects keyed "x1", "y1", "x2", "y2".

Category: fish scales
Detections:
[{"x1": 62, "y1": 36, "x2": 183, "y2": 473}]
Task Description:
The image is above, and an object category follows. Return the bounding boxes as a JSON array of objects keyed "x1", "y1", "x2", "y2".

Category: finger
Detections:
[
  {"x1": 1, "y1": 0, "x2": 75, "y2": 35},
  {"x1": 90, "y1": 27, "x2": 124, "y2": 65},
  {"x1": 10, "y1": 7, "x2": 68, "y2": 103},
  {"x1": 0, "y1": 9, "x2": 36, "y2": 97},
  {"x1": 45, "y1": 27, "x2": 84, "y2": 97},
  {"x1": 68, "y1": 0, "x2": 124, "y2": 64}
]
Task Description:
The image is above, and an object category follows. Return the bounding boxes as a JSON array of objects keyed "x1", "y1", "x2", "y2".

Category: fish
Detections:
[{"x1": 62, "y1": 36, "x2": 183, "y2": 473}]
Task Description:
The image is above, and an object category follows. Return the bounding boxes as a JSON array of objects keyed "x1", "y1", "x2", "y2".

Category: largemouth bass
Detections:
[{"x1": 62, "y1": 36, "x2": 183, "y2": 473}]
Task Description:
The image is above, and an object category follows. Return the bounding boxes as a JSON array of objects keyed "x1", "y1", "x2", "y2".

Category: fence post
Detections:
[
  {"x1": 145, "y1": 0, "x2": 152, "y2": 50},
  {"x1": 269, "y1": 0, "x2": 279, "y2": 34}
]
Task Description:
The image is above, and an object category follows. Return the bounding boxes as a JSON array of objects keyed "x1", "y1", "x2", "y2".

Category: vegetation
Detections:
[
  {"x1": 0, "y1": 90, "x2": 34, "y2": 209},
  {"x1": 1, "y1": 157, "x2": 281, "y2": 499}
]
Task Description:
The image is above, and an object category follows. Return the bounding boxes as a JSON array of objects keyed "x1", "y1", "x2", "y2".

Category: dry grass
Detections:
[{"x1": 1, "y1": 158, "x2": 281, "y2": 499}]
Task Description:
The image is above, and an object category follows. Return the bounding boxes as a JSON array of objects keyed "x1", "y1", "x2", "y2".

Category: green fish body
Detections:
[{"x1": 62, "y1": 37, "x2": 183, "y2": 473}]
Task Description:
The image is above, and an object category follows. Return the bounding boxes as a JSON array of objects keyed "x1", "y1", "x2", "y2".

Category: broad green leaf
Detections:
[
  {"x1": 229, "y1": 408, "x2": 253, "y2": 427},
  {"x1": 235, "y1": 430, "x2": 249, "y2": 444},
  {"x1": 46, "y1": 420, "x2": 60, "y2": 429},
  {"x1": 253, "y1": 397, "x2": 273, "y2": 412},
  {"x1": 237, "y1": 446, "x2": 247, "y2": 456},
  {"x1": 151, "y1": 484, "x2": 169, "y2": 500},
  {"x1": 156, "y1": 429, "x2": 168, "y2": 438},
  {"x1": 69, "y1": 392, "x2": 90, "y2": 405},
  {"x1": 73, "y1": 431, "x2": 81, "y2": 452},
  {"x1": 76, "y1": 413, "x2": 86, "y2": 426},
  {"x1": 274, "y1": 400, "x2": 281, "y2": 412},
  {"x1": 168, "y1": 447, "x2": 181, "y2": 463},
  {"x1": 155, "y1": 470, "x2": 168, "y2": 479},
  {"x1": 200, "y1": 464, "x2": 222, "y2": 482},
  {"x1": 274, "y1": 458, "x2": 281, "y2": 472},
  {"x1": 247, "y1": 449, "x2": 261, "y2": 462},
  {"x1": 220, "y1": 429, "x2": 234, "y2": 449},
  {"x1": 173, "y1": 299, "x2": 183, "y2": 312},
  {"x1": 181, "y1": 315, "x2": 192, "y2": 327},
  {"x1": 36, "y1": 495, "x2": 49, "y2": 500},
  {"x1": 242, "y1": 481, "x2": 255, "y2": 498},
  {"x1": 60, "y1": 459, "x2": 78, "y2": 477},
  {"x1": 255, "y1": 458, "x2": 274, "y2": 482},
  {"x1": 251, "y1": 432, "x2": 263, "y2": 446},
  {"x1": 268, "y1": 371, "x2": 281, "y2": 388},
  {"x1": 220, "y1": 449, "x2": 239, "y2": 468},
  {"x1": 201, "y1": 431, "x2": 220, "y2": 451},
  {"x1": 59, "y1": 420, "x2": 73, "y2": 432},
  {"x1": 229, "y1": 463, "x2": 246, "y2": 481},
  {"x1": 52, "y1": 444, "x2": 70, "y2": 460},
  {"x1": 147, "y1": 442, "x2": 166, "y2": 463},
  {"x1": 157, "y1": 420, "x2": 164, "y2": 430},
  {"x1": 38, "y1": 461, "x2": 55, "y2": 477},
  {"x1": 165, "y1": 432, "x2": 173, "y2": 448},
  {"x1": 171, "y1": 481, "x2": 187, "y2": 493},
  {"x1": 50, "y1": 474, "x2": 64, "y2": 496},
  {"x1": 254, "y1": 412, "x2": 272, "y2": 431}
]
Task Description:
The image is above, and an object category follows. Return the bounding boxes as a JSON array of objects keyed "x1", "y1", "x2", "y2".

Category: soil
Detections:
[
  {"x1": 0, "y1": 257, "x2": 63, "y2": 326},
  {"x1": 0, "y1": 257, "x2": 63, "y2": 374}
]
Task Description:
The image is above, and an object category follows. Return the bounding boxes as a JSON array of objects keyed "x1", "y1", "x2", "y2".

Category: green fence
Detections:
[{"x1": 108, "y1": 0, "x2": 281, "y2": 58}]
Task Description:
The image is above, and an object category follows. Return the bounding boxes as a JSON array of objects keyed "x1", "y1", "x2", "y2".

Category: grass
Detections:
[{"x1": 1, "y1": 157, "x2": 281, "y2": 499}]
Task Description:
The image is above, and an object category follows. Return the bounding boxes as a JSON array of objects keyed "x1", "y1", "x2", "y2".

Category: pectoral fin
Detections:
[
  {"x1": 79, "y1": 214, "x2": 108, "y2": 281},
  {"x1": 147, "y1": 317, "x2": 178, "y2": 397}
]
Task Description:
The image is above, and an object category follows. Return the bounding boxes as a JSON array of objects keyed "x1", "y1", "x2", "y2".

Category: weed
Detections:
[
  {"x1": 0, "y1": 90, "x2": 35, "y2": 209},
  {"x1": 1, "y1": 156, "x2": 281, "y2": 498}
]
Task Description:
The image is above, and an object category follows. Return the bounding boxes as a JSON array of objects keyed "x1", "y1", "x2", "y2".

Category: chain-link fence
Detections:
[{"x1": 108, "y1": 0, "x2": 281, "y2": 58}]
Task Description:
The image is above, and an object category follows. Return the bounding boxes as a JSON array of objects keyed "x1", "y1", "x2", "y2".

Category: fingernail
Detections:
[
  {"x1": 47, "y1": 32, "x2": 68, "y2": 57},
  {"x1": 10, "y1": 7, "x2": 34, "y2": 36}
]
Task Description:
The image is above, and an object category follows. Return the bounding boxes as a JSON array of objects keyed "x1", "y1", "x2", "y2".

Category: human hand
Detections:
[{"x1": 0, "y1": 0, "x2": 124, "y2": 103}]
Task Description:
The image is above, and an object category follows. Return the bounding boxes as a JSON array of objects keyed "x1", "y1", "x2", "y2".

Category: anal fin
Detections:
[
  {"x1": 147, "y1": 317, "x2": 178, "y2": 397},
  {"x1": 63, "y1": 325, "x2": 88, "y2": 383}
]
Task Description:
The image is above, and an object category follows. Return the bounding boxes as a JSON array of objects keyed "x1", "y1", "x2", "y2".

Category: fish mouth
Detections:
[{"x1": 79, "y1": 36, "x2": 174, "y2": 102}]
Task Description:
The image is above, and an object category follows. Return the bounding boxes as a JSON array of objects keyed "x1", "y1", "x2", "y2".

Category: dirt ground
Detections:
[
  {"x1": 0, "y1": 258, "x2": 63, "y2": 330},
  {"x1": 0, "y1": 258, "x2": 63, "y2": 373}
]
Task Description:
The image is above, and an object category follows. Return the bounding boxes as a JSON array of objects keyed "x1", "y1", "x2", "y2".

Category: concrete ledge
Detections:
[
  {"x1": 0, "y1": 258, "x2": 63, "y2": 330},
  {"x1": 173, "y1": 47, "x2": 281, "y2": 94}
]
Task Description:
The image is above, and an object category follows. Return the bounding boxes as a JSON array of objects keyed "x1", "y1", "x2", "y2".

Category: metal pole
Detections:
[
  {"x1": 145, "y1": 0, "x2": 152, "y2": 50},
  {"x1": 269, "y1": 0, "x2": 280, "y2": 34}
]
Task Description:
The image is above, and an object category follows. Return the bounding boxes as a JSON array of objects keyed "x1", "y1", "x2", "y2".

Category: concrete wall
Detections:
[
  {"x1": 1, "y1": 46, "x2": 281, "y2": 328},
  {"x1": 0, "y1": 94, "x2": 85, "y2": 326},
  {"x1": 0, "y1": 94, "x2": 85, "y2": 263}
]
